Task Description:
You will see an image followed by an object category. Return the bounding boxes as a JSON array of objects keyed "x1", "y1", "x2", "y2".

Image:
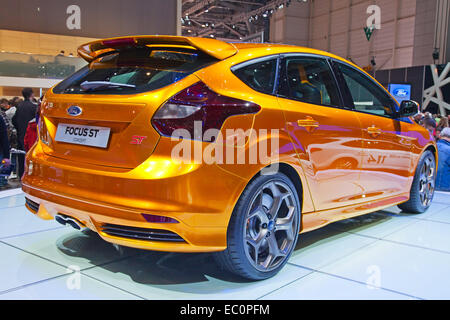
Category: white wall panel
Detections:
[
  {"x1": 285, "y1": 16, "x2": 309, "y2": 42},
  {"x1": 394, "y1": 47, "x2": 414, "y2": 68},
  {"x1": 330, "y1": 33, "x2": 348, "y2": 57},
  {"x1": 311, "y1": 14, "x2": 329, "y2": 40},
  {"x1": 397, "y1": 17, "x2": 416, "y2": 48},
  {"x1": 330, "y1": 8, "x2": 349, "y2": 35},
  {"x1": 331, "y1": 0, "x2": 350, "y2": 11},
  {"x1": 311, "y1": 37, "x2": 328, "y2": 51},
  {"x1": 376, "y1": 0, "x2": 397, "y2": 24},
  {"x1": 312, "y1": 0, "x2": 331, "y2": 17},
  {"x1": 399, "y1": 0, "x2": 416, "y2": 18},
  {"x1": 349, "y1": 29, "x2": 369, "y2": 57},
  {"x1": 374, "y1": 21, "x2": 395, "y2": 52}
]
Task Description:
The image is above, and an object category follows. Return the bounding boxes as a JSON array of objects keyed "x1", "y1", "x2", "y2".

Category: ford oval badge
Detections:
[
  {"x1": 67, "y1": 105, "x2": 82, "y2": 116},
  {"x1": 393, "y1": 88, "x2": 409, "y2": 97}
]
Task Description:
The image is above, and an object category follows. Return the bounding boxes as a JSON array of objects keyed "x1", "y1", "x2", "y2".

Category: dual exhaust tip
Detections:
[{"x1": 55, "y1": 214, "x2": 85, "y2": 230}]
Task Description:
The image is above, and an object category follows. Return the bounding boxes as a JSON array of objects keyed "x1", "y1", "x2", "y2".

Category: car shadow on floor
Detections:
[
  {"x1": 56, "y1": 229, "x2": 251, "y2": 285},
  {"x1": 55, "y1": 210, "x2": 400, "y2": 287}
]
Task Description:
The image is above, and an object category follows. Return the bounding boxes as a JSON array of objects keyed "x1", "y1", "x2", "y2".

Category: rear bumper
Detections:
[{"x1": 22, "y1": 140, "x2": 248, "y2": 252}]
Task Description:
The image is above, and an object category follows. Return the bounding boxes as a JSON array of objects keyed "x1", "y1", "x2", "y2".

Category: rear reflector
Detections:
[{"x1": 142, "y1": 213, "x2": 179, "y2": 223}]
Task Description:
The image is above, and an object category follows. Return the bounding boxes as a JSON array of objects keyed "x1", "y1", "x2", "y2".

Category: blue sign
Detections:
[{"x1": 388, "y1": 83, "x2": 411, "y2": 103}]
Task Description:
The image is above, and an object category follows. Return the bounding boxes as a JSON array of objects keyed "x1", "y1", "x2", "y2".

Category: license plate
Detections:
[{"x1": 55, "y1": 123, "x2": 111, "y2": 148}]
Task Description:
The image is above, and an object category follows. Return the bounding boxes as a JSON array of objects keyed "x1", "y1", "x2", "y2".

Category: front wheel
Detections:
[
  {"x1": 214, "y1": 173, "x2": 301, "y2": 280},
  {"x1": 398, "y1": 150, "x2": 436, "y2": 213}
]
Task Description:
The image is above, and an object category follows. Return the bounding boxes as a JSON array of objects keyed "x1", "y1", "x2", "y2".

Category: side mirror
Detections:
[{"x1": 397, "y1": 100, "x2": 420, "y2": 118}]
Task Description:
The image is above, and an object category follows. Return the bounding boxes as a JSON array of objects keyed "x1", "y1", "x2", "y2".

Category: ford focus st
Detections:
[{"x1": 22, "y1": 36, "x2": 436, "y2": 280}]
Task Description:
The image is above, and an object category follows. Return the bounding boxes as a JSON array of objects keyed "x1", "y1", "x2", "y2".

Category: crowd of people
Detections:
[
  {"x1": 413, "y1": 112, "x2": 450, "y2": 139},
  {"x1": 0, "y1": 88, "x2": 39, "y2": 181}
]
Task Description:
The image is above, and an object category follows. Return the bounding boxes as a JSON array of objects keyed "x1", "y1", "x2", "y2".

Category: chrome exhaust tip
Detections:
[{"x1": 55, "y1": 214, "x2": 86, "y2": 231}]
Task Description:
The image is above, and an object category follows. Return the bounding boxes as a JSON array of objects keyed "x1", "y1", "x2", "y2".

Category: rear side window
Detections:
[
  {"x1": 279, "y1": 56, "x2": 342, "y2": 107},
  {"x1": 232, "y1": 58, "x2": 278, "y2": 95},
  {"x1": 53, "y1": 47, "x2": 217, "y2": 95}
]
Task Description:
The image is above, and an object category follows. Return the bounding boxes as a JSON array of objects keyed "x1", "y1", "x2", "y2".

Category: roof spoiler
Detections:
[{"x1": 77, "y1": 35, "x2": 238, "y2": 62}]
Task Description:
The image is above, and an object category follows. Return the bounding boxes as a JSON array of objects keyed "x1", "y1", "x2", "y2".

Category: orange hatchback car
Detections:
[{"x1": 23, "y1": 36, "x2": 436, "y2": 280}]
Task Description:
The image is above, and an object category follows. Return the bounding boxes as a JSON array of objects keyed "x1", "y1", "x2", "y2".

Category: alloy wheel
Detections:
[
  {"x1": 419, "y1": 155, "x2": 435, "y2": 207},
  {"x1": 243, "y1": 180, "x2": 298, "y2": 272}
]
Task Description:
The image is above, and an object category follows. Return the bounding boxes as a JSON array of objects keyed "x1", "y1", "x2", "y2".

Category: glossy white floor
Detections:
[{"x1": 1, "y1": 188, "x2": 450, "y2": 300}]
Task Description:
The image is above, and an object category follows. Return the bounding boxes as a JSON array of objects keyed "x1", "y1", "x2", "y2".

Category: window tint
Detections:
[
  {"x1": 53, "y1": 47, "x2": 217, "y2": 95},
  {"x1": 279, "y1": 57, "x2": 341, "y2": 107},
  {"x1": 232, "y1": 58, "x2": 277, "y2": 94},
  {"x1": 337, "y1": 63, "x2": 397, "y2": 117}
]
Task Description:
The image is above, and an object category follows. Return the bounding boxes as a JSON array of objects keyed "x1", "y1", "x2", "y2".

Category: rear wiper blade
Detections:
[{"x1": 80, "y1": 81, "x2": 136, "y2": 91}]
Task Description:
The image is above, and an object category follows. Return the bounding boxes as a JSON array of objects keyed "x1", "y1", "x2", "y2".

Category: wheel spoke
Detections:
[
  {"x1": 246, "y1": 230, "x2": 266, "y2": 252},
  {"x1": 261, "y1": 234, "x2": 283, "y2": 269},
  {"x1": 267, "y1": 183, "x2": 290, "y2": 220},
  {"x1": 275, "y1": 206, "x2": 296, "y2": 240},
  {"x1": 247, "y1": 206, "x2": 265, "y2": 221}
]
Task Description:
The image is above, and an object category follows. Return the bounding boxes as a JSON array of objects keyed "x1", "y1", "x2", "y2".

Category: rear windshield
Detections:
[{"x1": 53, "y1": 47, "x2": 217, "y2": 95}]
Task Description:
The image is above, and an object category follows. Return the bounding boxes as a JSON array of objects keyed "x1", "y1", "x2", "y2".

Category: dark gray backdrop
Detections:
[{"x1": 0, "y1": 0, "x2": 178, "y2": 38}]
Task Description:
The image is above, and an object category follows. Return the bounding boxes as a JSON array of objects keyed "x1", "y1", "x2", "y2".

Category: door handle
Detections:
[
  {"x1": 366, "y1": 126, "x2": 382, "y2": 137},
  {"x1": 297, "y1": 117, "x2": 319, "y2": 128}
]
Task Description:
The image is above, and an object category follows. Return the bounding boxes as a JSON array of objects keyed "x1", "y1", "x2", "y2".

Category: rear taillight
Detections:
[{"x1": 151, "y1": 82, "x2": 261, "y2": 142}]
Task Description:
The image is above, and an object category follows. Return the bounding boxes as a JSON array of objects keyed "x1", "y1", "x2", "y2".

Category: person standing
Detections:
[
  {"x1": 436, "y1": 117, "x2": 449, "y2": 139},
  {"x1": 436, "y1": 128, "x2": 450, "y2": 191},
  {"x1": 0, "y1": 99, "x2": 17, "y2": 149},
  {"x1": 0, "y1": 116, "x2": 10, "y2": 161},
  {"x1": 423, "y1": 117, "x2": 437, "y2": 139},
  {"x1": 12, "y1": 88, "x2": 37, "y2": 178},
  {"x1": 6, "y1": 97, "x2": 20, "y2": 120}
]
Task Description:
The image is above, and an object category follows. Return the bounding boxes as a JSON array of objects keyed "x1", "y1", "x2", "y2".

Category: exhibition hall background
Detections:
[{"x1": 0, "y1": 0, "x2": 448, "y2": 114}]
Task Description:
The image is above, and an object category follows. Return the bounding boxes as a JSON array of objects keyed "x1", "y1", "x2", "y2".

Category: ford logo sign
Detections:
[
  {"x1": 67, "y1": 106, "x2": 82, "y2": 116},
  {"x1": 393, "y1": 88, "x2": 409, "y2": 97}
]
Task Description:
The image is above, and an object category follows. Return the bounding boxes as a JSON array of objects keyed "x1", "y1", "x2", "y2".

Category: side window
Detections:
[
  {"x1": 232, "y1": 58, "x2": 278, "y2": 95},
  {"x1": 337, "y1": 63, "x2": 397, "y2": 117},
  {"x1": 279, "y1": 56, "x2": 342, "y2": 107}
]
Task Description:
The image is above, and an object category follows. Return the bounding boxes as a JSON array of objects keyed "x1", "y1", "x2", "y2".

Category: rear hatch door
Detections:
[{"x1": 40, "y1": 36, "x2": 235, "y2": 168}]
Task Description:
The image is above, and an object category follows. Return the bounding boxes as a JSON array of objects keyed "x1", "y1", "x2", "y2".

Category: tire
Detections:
[
  {"x1": 214, "y1": 172, "x2": 301, "y2": 280},
  {"x1": 398, "y1": 150, "x2": 436, "y2": 214}
]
